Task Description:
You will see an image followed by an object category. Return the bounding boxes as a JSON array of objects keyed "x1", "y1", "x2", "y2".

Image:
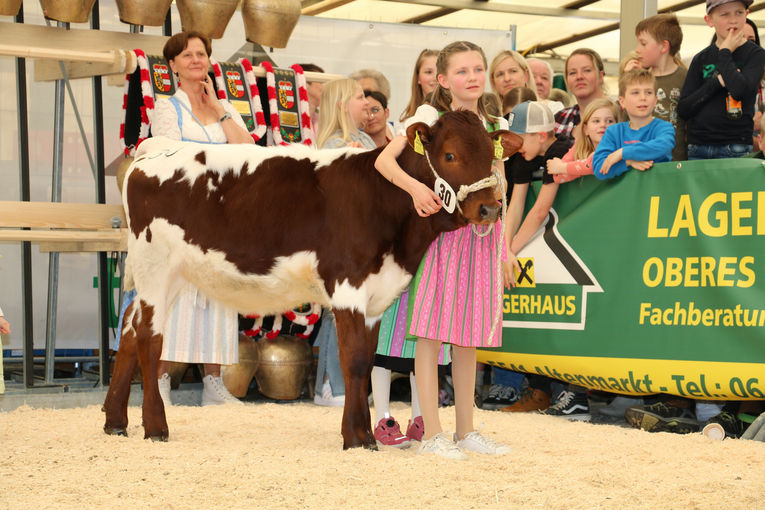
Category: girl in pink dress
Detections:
[{"x1": 375, "y1": 41, "x2": 511, "y2": 460}]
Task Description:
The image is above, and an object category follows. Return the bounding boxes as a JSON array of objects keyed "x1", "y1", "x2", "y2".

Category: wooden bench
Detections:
[{"x1": 0, "y1": 201, "x2": 127, "y2": 252}]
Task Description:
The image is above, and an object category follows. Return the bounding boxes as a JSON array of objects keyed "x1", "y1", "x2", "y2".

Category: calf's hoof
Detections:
[
  {"x1": 104, "y1": 427, "x2": 128, "y2": 437},
  {"x1": 149, "y1": 435, "x2": 169, "y2": 442}
]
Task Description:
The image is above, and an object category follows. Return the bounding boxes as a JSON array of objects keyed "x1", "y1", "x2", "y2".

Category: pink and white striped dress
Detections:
[
  {"x1": 408, "y1": 222, "x2": 504, "y2": 348},
  {"x1": 403, "y1": 105, "x2": 507, "y2": 348}
]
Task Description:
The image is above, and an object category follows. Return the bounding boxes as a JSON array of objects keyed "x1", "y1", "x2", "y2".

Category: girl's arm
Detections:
[
  {"x1": 374, "y1": 134, "x2": 441, "y2": 215},
  {"x1": 550, "y1": 149, "x2": 593, "y2": 183}
]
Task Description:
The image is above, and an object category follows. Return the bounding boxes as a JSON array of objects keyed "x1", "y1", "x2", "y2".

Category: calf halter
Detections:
[{"x1": 422, "y1": 147, "x2": 502, "y2": 237}]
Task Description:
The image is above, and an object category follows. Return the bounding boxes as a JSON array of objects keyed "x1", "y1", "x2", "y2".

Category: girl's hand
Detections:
[
  {"x1": 411, "y1": 182, "x2": 442, "y2": 216},
  {"x1": 345, "y1": 141, "x2": 363, "y2": 148},
  {"x1": 626, "y1": 159, "x2": 653, "y2": 171},
  {"x1": 503, "y1": 251, "x2": 521, "y2": 289},
  {"x1": 546, "y1": 157, "x2": 566, "y2": 175}
]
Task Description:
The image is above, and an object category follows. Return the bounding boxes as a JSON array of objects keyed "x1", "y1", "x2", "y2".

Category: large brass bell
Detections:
[
  {"x1": 0, "y1": 0, "x2": 22, "y2": 16},
  {"x1": 176, "y1": 0, "x2": 238, "y2": 40},
  {"x1": 115, "y1": 156, "x2": 133, "y2": 194},
  {"x1": 253, "y1": 335, "x2": 313, "y2": 400},
  {"x1": 241, "y1": 0, "x2": 301, "y2": 49},
  {"x1": 39, "y1": 0, "x2": 97, "y2": 23},
  {"x1": 115, "y1": 0, "x2": 173, "y2": 26},
  {"x1": 222, "y1": 335, "x2": 260, "y2": 398}
]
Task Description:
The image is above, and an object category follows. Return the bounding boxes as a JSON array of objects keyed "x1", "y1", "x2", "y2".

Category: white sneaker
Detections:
[
  {"x1": 313, "y1": 380, "x2": 345, "y2": 407},
  {"x1": 158, "y1": 372, "x2": 172, "y2": 408},
  {"x1": 418, "y1": 432, "x2": 467, "y2": 460},
  {"x1": 202, "y1": 375, "x2": 244, "y2": 406},
  {"x1": 456, "y1": 429, "x2": 510, "y2": 455}
]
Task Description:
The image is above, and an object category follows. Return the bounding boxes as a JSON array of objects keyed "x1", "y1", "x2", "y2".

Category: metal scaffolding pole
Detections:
[
  {"x1": 91, "y1": 0, "x2": 111, "y2": 387},
  {"x1": 44, "y1": 21, "x2": 68, "y2": 384},
  {"x1": 15, "y1": 5, "x2": 35, "y2": 389}
]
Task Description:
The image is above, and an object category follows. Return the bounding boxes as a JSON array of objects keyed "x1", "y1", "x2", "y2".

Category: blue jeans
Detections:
[
  {"x1": 314, "y1": 310, "x2": 345, "y2": 396},
  {"x1": 493, "y1": 367, "x2": 525, "y2": 390},
  {"x1": 687, "y1": 143, "x2": 752, "y2": 160},
  {"x1": 113, "y1": 289, "x2": 137, "y2": 351}
]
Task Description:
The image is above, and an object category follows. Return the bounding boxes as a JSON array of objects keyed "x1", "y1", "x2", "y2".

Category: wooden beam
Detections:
[
  {"x1": 35, "y1": 51, "x2": 137, "y2": 82},
  {"x1": 39, "y1": 239, "x2": 128, "y2": 253},
  {"x1": 0, "y1": 21, "x2": 168, "y2": 58},
  {"x1": 302, "y1": 0, "x2": 355, "y2": 15},
  {"x1": 0, "y1": 201, "x2": 126, "y2": 230},
  {"x1": 0, "y1": 229, "x2": 126, "y2": 244},
  {"x1": 403, "y1": 7, "x2": 458, "y2": 24}
]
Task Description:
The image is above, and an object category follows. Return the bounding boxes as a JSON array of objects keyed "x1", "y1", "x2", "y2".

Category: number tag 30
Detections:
[{"x1": 434, "y1": 177, "x2": 457, "y2": 214}]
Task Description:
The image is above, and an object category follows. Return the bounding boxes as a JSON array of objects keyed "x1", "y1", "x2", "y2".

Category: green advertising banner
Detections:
[{"x1": 478, "y1": 158, "x2": 765, "y2": 400}]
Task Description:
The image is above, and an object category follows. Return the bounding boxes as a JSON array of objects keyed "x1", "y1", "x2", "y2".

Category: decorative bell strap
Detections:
[{"x1": 238, "y1": 57, "x2": 267, "y2": 142}]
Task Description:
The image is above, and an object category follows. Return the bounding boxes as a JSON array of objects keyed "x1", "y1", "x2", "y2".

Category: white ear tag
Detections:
[{"x1": 434, "y1": 177, "x2": 457, "y2": 214}]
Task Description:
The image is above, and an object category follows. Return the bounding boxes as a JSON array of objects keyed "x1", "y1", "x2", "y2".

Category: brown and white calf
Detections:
[{"x1": 103, "y1": 110, "x2": 521, "y2": 448}]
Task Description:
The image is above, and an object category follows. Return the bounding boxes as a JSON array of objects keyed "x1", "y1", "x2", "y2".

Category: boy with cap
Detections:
[
  {"x1": 499, "y1": 100, "x2": 572, "y2": 415},
  {"x1": 504, "y1": 100, "x2": 571, "y2": 262},
  {"x1": 593, "y1": 68, "x2": 675, "y2": 179},
  {"x1": 678, "y1": 0, "x2": 765, "y2": 159}
]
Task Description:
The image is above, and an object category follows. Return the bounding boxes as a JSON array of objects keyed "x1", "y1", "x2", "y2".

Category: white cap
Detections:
[{"x1": 507, "y1": 101, "x2": 556, "y2": 134}]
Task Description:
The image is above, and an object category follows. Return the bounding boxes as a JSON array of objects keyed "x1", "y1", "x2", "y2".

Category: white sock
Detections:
[
  {"x1": 409, "y1": 372, "x2": 421, "y2": 420},
  {"x1": 371, "y1": 366, "x2": 391, "y2": 423}
]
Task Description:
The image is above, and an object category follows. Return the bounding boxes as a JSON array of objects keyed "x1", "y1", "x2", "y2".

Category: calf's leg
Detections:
[
  {"x1": 103, "y1": 301, "x2": 139, "y2": 436},
  {"x1": 334, "y1": 308, "x2": 379, "y2": 450},
  {"x1": 132, "y1": 301, "x2": 169, "y2": 441}
]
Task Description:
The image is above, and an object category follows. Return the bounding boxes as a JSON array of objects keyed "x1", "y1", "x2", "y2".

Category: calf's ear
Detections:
[
  {"x1": 406, "y1": 122, "x2": 432, "y2": 154},
  {"x1": 491, "y1": 130, "x2": 524, "y2": 159}
]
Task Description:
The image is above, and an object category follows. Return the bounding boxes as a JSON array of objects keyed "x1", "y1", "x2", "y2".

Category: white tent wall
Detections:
[
  {"x1": 222, "y1": 15, "x2": 514, "y2": 122},
  {"x1": 0, "y1": 3, "x2": 512, "y2": 353}
]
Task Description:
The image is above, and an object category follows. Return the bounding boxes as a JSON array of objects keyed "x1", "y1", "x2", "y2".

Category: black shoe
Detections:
[
  {"x1": 541, "y1": 390, "x2": 590, "y2": 421},
  {"x1": 702, "y1": 411, "x2": 745, "y2": 440},
  {"x1": 481, "y1": 384, "x2": 520, "y2": 410},
  {"x1": 625, "y1": 402, "x2": 699, "y2": 434}
]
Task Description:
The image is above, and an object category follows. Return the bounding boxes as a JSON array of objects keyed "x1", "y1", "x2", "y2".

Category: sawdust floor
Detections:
[{"x1": 1, "y1": 401, "x2": 763, "y2": 509}]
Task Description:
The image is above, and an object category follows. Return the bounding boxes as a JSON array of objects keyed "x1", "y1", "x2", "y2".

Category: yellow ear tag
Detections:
[
  {"x1": 413, "y1": 131, "x2": 425, "y2": 155},
  {"x1": 494, "y1": 138, "x2": 504, "y2": 160}
]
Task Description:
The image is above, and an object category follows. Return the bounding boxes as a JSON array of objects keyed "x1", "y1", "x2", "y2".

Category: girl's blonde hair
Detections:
[
  {"x1": 488, "y1": 50, "x2": 536, "y2": 100},
  {"x1": 400, "y1": 49, "x2": 439, "y2": 121},
  {"x1": 317, "y1": 78, "x2": 361, "y2": 149},
  {"x1": 430, "y1": 41, "x2": 496, "y2": 123},
  {"x1": 573, "y1": 97, "x2": 620, "y2": 160}
]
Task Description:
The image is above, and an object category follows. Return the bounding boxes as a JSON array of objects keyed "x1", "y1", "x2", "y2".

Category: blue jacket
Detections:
[{"x1": 593, "y1": 118, "x2": 675, "y2": 180}]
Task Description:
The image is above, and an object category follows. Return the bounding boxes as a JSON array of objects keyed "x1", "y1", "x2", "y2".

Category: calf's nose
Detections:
[{"x1": 479, "y1": 203, "x2": 500, "y2": 222}]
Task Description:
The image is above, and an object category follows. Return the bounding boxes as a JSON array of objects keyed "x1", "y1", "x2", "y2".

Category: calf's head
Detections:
[{"x1": 406, "y1": 110, "x2": 522, "y2": 225}]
